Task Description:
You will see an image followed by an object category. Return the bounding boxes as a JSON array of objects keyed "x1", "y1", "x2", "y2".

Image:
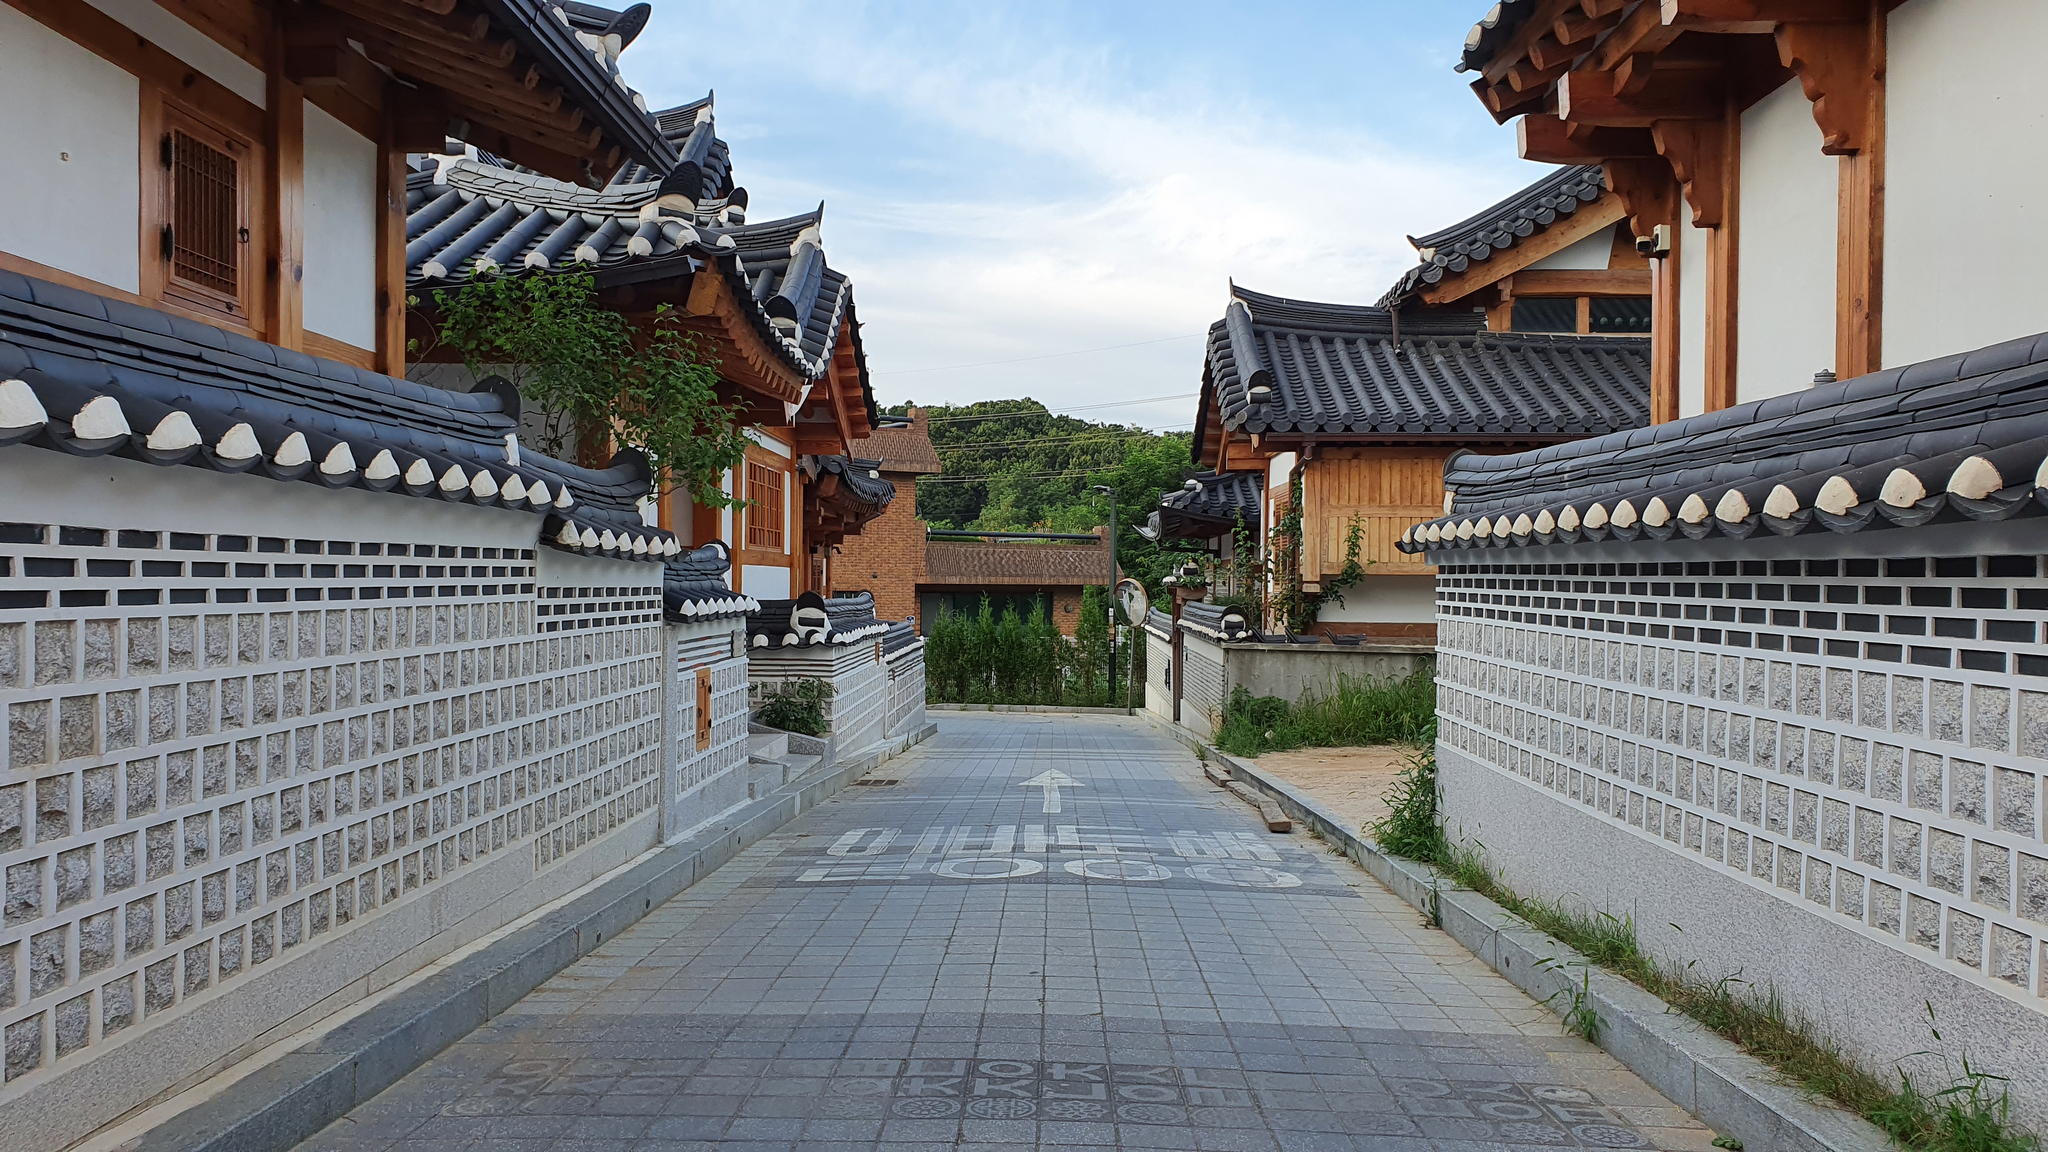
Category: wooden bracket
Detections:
[
  {"x1": 1776, "y1": 17, "x2": 1881, "y2": 154},
  {"x1": 1601, "y1": 158, "x2": 1682, "y2": 239},
  {"x1": 1652, "y1": 119, "x2": 1730, "y2": 226},
  {"x1": 1518, "y1": 115, "x2": 1660, "y2": 163}
]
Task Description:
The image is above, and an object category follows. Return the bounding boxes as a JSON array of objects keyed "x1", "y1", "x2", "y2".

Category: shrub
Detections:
[
  {"x1": 1213, "y1": 665, "x2": 1436, "y2": 757},
  {"x1": 757, "y1": 678, "x2": 830, "y2": 737}
]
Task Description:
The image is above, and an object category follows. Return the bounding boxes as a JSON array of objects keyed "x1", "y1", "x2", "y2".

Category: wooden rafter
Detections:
[
  {"x1": 681, "y1": 271, "x2": 808, "y2": 405},
  {"x1": 1518, "y1": 115, "x2": 1658, "y2": 163}
]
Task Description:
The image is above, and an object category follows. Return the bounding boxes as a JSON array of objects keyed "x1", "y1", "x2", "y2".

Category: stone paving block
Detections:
[{"x1": 284, "y1": 716, "x2": 1716, "y2": 1152}]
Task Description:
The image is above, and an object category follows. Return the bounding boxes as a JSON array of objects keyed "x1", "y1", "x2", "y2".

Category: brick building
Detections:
[
  {"x1": 835, "y1": 409, "x2": 1113, "y2": 634},
  {"x1": 833, "y1": 410, "x2": 942, "y2": 624}
]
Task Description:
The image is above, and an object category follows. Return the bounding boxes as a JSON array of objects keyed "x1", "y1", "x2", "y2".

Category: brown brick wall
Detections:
[{"x1": 833, "y1": 468, "x2": 927, "y2": 627}]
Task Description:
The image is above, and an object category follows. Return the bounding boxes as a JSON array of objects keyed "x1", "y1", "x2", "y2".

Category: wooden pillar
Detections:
[
  {"x1": 263, "y1": 13, "x2": 305, "y2": 351},
  {"x1": 374, "y1": 106, "x2": 407, "y2": 376},
  {"x1": 1702, "y1": 98, "x2": 1740, "y2": 413},
  {"x1": 1651, "y1": 244, "x2": 1680, "y2": 424},
  {"x1": 1835, "y1": 9, "x2": 1886, "y2": 379}
]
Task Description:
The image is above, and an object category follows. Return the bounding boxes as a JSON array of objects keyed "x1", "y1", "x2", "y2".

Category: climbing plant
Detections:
[{"x1": 412, "y1": 272, "x2": 750, "y2": 504}]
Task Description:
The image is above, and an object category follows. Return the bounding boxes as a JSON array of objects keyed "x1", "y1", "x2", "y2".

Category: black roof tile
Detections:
[
  {"x1": 1379, "y1": 165, "x2": 1607, "y2": 309},
  {"x1": 1402, "y1": 329, "x2": 2048, "y2": 553},
  {"x1": 0, "y1": 270, "x2": 674, "y2": 561},
  {"x1": 1202, "y1": 284, "x2": 1648, "y2": 443}
]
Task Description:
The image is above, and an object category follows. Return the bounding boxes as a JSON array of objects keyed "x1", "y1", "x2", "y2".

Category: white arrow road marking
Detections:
[{"x1": 1019, "y1": 769, "x2": 1083, "y2": 813}]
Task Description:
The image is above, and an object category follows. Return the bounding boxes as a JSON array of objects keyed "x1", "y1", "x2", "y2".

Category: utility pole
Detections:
[{"x1": 1093, "y1": 484, "x2": 1117, "y2": 704}]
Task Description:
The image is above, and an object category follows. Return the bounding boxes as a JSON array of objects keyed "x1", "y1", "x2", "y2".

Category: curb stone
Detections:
[
  {"x1": 1145, "y1": 717, "x2": 1891, "y2": 1152},
  {"x1": 122, "y1": 722, "x2": 939, "y2": 1152}
]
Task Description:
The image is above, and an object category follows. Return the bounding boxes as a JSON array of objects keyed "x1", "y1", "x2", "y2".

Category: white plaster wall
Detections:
[
  {"x1": 1676, "y1": 220, "x2": 1709, "y2": 418},
  {"x1": 301, "y1": 103, "x2": 379, "y2": 352},
  {"x1": 1737, "y1": 79, "x2": 1838, "y2": 402},
  {"x1": 1525, "y1": 224, "x2": 1615, "y2": 271},
  {"x1": 0, "y1": 5, "x2": 141, "y2": 294},
  {"x1": 1317, "y1": 573, "x2": 1439, "y2": 624},
  {"x1": 742, "y1": 564, "x2": 791, "y2": 600},
  {"x1": 1885, "y1": 0, "x2": 2048, "y2": 368},
  {"x1": 1265, "y1": 452, "x2": 1297, "y2": 490},
  {"x1": 84, "y1": 0, "x2": 266, "y2": 108}
]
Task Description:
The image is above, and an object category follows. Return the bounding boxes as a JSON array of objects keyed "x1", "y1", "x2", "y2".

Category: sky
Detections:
[{"x1": 628, "y1": 1, "x2": 1543, "y2": 434}]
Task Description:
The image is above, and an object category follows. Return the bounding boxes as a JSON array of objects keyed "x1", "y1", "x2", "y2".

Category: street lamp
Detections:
[{"x1": 1092, "y1": 484, "x2": 1116, "y2": 703}]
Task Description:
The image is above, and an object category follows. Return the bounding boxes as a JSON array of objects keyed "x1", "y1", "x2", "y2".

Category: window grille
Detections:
[
  {"x1": 170, "y1": 131, "x2": 238, "y2": 296},
  {"x1": 746, "y1": 462, "x2": 784, "y2": 550}
]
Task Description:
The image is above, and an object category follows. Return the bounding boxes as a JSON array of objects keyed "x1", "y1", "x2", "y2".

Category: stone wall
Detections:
[
  {"x1": 883, "y1": 641, "x2": 927, "y2": 740},
  {"x1": 1433, "y1": 541, "x2": 2048, "y2": 1125},
  {"x1": 0, "y1": 454, "x2": 672, "y2": 1150},
  {"x1": 749, "y1": 642, "x2": 892, "y2": 757},
  {"x1": 664, "y1": 619, "x2": 751, "y2": 841}
]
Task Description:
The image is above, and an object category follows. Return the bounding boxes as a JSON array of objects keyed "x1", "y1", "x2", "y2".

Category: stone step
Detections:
[{"x1": 747, "y1": 731, "x2": 790, "y2": 763}]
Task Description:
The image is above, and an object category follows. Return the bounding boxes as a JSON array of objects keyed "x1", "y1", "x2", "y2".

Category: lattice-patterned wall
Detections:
[
  {"x1": 1434, "y1": 548, "x2": 2048, "y2": 1020},
  {"x1": 0, "y1": 485, "x2": 665, "y2": 1129},
  {"x1": 750, "y1": 644, "x2": 887, "y2": 755},
  {"x1": 1143, "y1": 626, "x2": 1172, "y2": 722},
  {"x1": 1179, "y1": 634, "x2": 1225, "y2": 738},
  {"x1": 665, "y1": 620, "x2": 750, "y2": 839},
  {"x1": 883, "y1": 643, "x2": 926, "y2": 739}
]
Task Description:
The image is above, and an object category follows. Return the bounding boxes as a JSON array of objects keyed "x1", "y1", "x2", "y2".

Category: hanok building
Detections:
[
  {"x1": 0, "y1": 3, "x2": 915, "y2": 1148},
  {"x1": 403, "y1": 94, "x2": 885, "y2": 603},
  {"x1": 1409, "y1": 0, "x2": 2048, "y2": 1127},
  {"x1": 1177, "y1": 283, "x2": 1650, "y2": 643}
]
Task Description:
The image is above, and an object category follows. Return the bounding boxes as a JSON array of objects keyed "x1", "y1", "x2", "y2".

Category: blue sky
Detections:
[{"x1": 628, "y1": 1, "x2": 1542, "y2": 433}]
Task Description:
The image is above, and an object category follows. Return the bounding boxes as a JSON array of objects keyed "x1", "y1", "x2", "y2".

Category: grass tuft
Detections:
[
  {"x1": 1213, "y1": 666, "x2": 1436, "y2": 757},
  {"x1": 1369, "y1": 748, "x2": 2038, "y2": 1152}
]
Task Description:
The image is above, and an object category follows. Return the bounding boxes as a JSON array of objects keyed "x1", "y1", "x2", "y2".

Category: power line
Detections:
[
  {"x1": 918, "y1": 393, "x2": 1200, "y2": 424},
  {"x1": 934, "y1": 429, "x2": 1192, "y2": 452},
  {"x1": 876, "y1": 334, "x2": 1204, "y2": 375},
  {"x1": 915, "y1": 467, "x2": 1109, "y2": 485}
]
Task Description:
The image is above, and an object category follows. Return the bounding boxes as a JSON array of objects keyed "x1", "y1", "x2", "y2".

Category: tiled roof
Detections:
[
  {"x1": 1144, "y1": 470, "x2": 1260, "y2": 542},
  {"x1": 1379, "y1": 165, "x2": 1607, "y2": 308},
  {"x1": 1203, "y1": 284, "x2": 1649, "y2": 442},
  {"x1": 748, "y1": 592, "x2": 892, "y2": 647},
  {"x1": 1399, "y1": 329, "x2": 2048, "y2": 553},
  {"x1": 856, "y1": 418, "x2": 942, "y2": 475},
  {"x1": 880, "y1": 617, "x2": 922, "y2": 657},
  {"x1": 1179, "y1": 600, "x2": 1257, "y2": 642},
  {"x1": 809, "y1": 455, "x2": 896, "y2": 511},
  {"x1": 0, "y1": 271, "x2": 673, "y2": 561},
  {"x1": 483, "y1": 1, "x2": 676, "y2": 174},
  {"x1": 405, "y1": 99, "x2": 861, "y2": 389},
  {"x1": 923, "y1": 537, "x2": 1110, "y2": 585},
  {"x1": 1455, "y1": 0, "x2": 1543, "y2": 74},
  {"x1": 663, "y1": 540, "x2": 758, "y2": 619}
]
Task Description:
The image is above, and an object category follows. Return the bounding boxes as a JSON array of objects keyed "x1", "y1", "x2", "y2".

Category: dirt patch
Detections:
[{"x1": 1250, "y1": 745, "x2": 1420, "y2": 834}]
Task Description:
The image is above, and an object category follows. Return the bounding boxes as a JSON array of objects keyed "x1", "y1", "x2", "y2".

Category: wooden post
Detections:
[
  {"x1": 1835, "y1": 8, "x2": 1885, "y2": 379},
  {"x1": 1702, "y1": 97, "x2": 1740, "y2": 412},
  {"x1": 1651, "y1": 245, "x2": 1680, "y2": 423},
  {"x1": 264, "y1": 12, "x2": 305, "y2": 351},
  {"x1": 375, "y1": 104, "x2": 407, "y2": 376}
]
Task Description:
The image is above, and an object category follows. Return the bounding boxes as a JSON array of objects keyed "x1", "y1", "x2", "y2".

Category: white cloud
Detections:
[{"x1": 631, "y1": 3, "x2": 1533, "y2": 430}]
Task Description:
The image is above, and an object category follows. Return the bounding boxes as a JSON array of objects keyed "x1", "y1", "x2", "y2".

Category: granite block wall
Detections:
[{"x1": 1433, "y1": 542, "x2": 2048, "y2": 1124}]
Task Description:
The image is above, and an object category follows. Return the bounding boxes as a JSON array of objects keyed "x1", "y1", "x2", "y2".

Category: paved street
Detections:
[{"x1": 296, "y1": 715, "x2": 1710, "y2": 1152}]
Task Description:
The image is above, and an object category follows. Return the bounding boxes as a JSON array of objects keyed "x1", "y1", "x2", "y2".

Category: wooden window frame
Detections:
[
  {"x1": 746, "y1": 461, "x2": 785, "y2": 551},
  {"x1": 155, "y1": 101, "x2": 258, "y2": 327}
]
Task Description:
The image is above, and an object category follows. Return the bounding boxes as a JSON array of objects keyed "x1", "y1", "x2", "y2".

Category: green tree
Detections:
[{"x1": 418, "y1": 272, "x2": 749, "y2": 504}]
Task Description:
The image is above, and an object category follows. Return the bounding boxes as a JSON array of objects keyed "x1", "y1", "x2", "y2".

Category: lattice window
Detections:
[
  {"x1": 746, "y1": 462, "x2": 784, "y2": 550},
  {"x1": 158, "y1": 109, "x2": 251, "y2": 322}
]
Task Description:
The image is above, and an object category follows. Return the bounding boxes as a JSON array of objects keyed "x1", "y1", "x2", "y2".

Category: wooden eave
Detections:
[
  {"x1": 291, "y1": 0, "x2": 642, "y2": 184},
  {"x1": 1472, "y1": 0, "x2": 1874, "y2": 228},
  {"x1": 679, "y1": 270, "x2": 808, "y2": 407}
]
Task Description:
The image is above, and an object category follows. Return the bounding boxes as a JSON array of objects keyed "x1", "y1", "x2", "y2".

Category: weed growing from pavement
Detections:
[{"x1": 1368, "y1": 747, "x2": 2039, "y2": 1152}]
